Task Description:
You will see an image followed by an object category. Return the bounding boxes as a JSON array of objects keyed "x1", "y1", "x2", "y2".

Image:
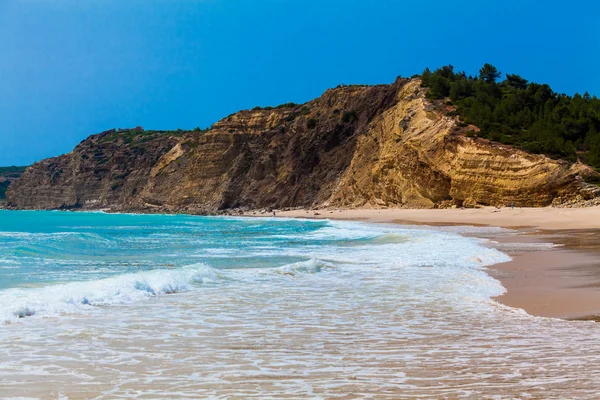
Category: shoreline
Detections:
[
  {"x1": 3, "y1": 206, "x2": 600, "y2": 320},
  {"x1": 3, "y1": 209, "x2": 600, "y2": 398},
  {"x1": 248, "y1": 206, "x2": 600, "y2": 321},
  {"x1": 259, "y1": 206, "x2": 600, "y2": 230},
  {"x1": 486, "y1": 229, "x2": 600, "y2": 320}
]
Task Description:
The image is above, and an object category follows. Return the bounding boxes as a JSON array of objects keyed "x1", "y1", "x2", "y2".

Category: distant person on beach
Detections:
[{"x1": 272, "y1": 210, "x2": 276, "y2": 217}]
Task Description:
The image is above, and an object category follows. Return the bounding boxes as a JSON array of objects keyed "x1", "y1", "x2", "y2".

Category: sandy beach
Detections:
[
  {"x1": 266, "y1": 206, "x2": 600, "y2": 230},
  {"x1": 247, "y1": 206, "x2": 600, "y2": 321}
]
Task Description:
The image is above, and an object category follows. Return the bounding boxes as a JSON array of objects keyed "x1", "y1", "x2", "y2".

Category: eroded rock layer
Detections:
[
  {"x1": 7, "y1": 129, "x2": 181, "y2": 210},
  {"x1": 7, "y1": 79, "x2": 599, "y2": 212}
]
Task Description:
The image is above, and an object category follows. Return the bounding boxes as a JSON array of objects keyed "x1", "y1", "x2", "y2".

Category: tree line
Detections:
[{"x1": 420, "y1": 64, "x2": 600, "y2": 168}]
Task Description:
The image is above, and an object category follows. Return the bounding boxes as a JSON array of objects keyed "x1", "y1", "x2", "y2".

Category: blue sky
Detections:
[{"x1": 1, "y1": 0, "x2": 599, "y2": 166}]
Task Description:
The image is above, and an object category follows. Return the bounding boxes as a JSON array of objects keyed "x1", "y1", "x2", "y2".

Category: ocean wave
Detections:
[
  {"x1": 0, "y1": 214, "x2": 515, "y2": 325},
  {"x1": 0, "y1": 257, "x2": 338, "y2": 323},
  {"x1": 370, "y1": 233, "x2": 411, "y2": 244},
  {"x1": 272, "y1": 258, "x2": 335, "y2": 276},
  {"x1": 271, "y1": 222, "x2": 388, "y2": 241},
  {"x1": 0, "y1": 263, "x2": 217, "y2": 323}
]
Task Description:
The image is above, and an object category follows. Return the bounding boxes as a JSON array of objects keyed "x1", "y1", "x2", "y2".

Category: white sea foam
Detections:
[
  {"x1": 273, "y1": 258, "x2": 335, "y2": 275},
  {"x1": 0, "y1": 263, "x2": 218, "y2": 323},
  {"x1": 4, "y1": 214, "x2": 599, "y2": 398},
  {"x1": 0, "y1": 218, "x2": 514, "y2": 325},
  {"x1": 0, "y1": 257, "x2": 342, "y2": 323},
  {"x1": 489, "y1": 241, "x2": 563, "y2": 252}
]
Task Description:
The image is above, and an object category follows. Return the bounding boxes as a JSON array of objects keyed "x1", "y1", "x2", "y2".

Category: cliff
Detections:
[
  {"x1": 6, "y1": 129, "x2": 181, "y2": 209},
  {"x1": 7, "y1": 78, "x2": 600, "y2": 212},
  {"x1": 0, "y1": 166, "x2": 27, "y2": 201}
]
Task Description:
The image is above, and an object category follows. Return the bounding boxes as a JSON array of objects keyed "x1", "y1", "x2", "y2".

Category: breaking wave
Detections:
[{"x1": 0, "y1": 263, "x2": 217, "y2": 323}]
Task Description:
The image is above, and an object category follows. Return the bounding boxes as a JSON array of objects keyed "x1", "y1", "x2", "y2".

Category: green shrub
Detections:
[
  {"x1": 275, "y1": 102, "x2": 297, "y2": 109},
  {"x1": 420, "y1": 63, "x2": 600, "y2": 165}
]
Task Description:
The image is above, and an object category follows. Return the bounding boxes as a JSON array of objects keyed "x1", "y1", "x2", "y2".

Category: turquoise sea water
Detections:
[
  {"x1": 1, "y1": 210, "x2": 599, "y2": 398},
  {"x1": 0, "y1": 210, "x2": 326, "y2": 291},
  {"x1": 0, "y1": 210, "x2": 508, "y2": 323}
]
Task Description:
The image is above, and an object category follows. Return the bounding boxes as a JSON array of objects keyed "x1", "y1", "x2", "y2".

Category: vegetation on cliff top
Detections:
[
  {"x1": 96, "y1": 127, "x2": 200, "y2": 143},
  {"x1": 421, "y1": 64, "x2": 600, "y2": 168},
  {"x1": 0, "y1": 166, "x2": 27, "y2": 175}
]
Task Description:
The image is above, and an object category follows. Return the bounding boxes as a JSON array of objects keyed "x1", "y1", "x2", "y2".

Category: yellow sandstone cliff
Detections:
[{"x1": 7, "y1": 78, "x2": 599, "y2": 212}]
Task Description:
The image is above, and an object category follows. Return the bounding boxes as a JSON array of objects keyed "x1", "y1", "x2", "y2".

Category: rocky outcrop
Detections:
[
  {"x1": 130, "y1": 82, "x2": 400, "y2": 212},
  {"x1": 7, "y1": 78, "x2": 600, "y2": 212},
  {"x1": 6, "y1": 129, "x2": 181, "y2": 209},
  {"x1": 0, "y1": 167, "x2": 26, "y2": 201},
  {"x1": 326, "y1": 81, "x2": 597, "y2": 208}
]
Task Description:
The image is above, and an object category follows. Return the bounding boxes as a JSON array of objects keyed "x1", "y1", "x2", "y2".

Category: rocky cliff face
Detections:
[
  {"x1": 325, "y1": 81, "x2": 599, "y2": 208},
  {"x1": 0, "y1": 167, "x2": 27, "y2": 201},
  {"x1": 7, "y1": 79, "x2": 600, "y2": 212},
  {"x1": 6, "y1": 129, "x2": 181, "y2": 209}
]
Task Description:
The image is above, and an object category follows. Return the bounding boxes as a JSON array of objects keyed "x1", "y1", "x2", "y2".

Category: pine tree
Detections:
[{"x1": 479, "y1": 63, "x2": 501, "y2": 84}]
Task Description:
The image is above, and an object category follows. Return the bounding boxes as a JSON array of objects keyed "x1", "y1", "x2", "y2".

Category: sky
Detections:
[{"x1": 1, "y1": 0, "x2": 599, "y2": 166}]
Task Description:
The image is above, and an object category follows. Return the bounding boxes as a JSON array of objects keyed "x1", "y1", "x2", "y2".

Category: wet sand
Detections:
[
  {"x1": 489, "y1": 232, "x2": 600, "y2": 320},
  {"x1": 249, "y1": 207, "x2": 600, "y2": 320}
]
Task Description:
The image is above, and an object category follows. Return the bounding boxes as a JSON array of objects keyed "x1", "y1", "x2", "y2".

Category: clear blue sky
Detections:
[{"x1": 1, "y1": 0, "x2": 599, "y2": 166}]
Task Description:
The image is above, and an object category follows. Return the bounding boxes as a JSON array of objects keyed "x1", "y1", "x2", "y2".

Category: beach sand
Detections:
[{"x1": 247, "y1": 206, "x2": 600, "y2": 320}]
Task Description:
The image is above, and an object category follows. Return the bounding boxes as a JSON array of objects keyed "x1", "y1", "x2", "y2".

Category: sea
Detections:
[{"x1": 0, "y1": 210, "x2": 599, "y2": 398}]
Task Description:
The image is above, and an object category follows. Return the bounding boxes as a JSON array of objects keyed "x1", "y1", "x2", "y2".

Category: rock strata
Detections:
[{"x1": 7, "y1": 78, "x2": 600, "y2": 212}]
